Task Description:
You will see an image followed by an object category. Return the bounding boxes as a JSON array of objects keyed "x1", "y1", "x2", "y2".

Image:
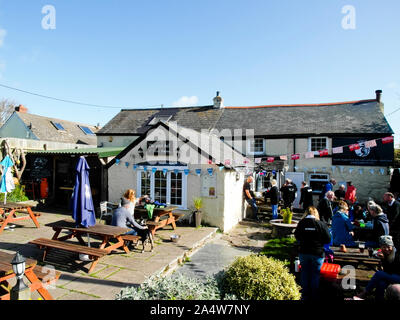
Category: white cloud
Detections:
[
  {"x1": 172, "y1": 96, "x2": 199, "y2": 107},
  {"x1": 0, "y1": 28, "x2": 6, "y2": 47}
]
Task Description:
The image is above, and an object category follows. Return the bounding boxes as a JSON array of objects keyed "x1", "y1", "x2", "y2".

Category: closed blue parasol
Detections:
[
  {"x1": 0, "y1": 155, "x2": 15, "y2": 204},
  {"x1": 71, "y1": 156, "x2": 96, "y2": 228}
]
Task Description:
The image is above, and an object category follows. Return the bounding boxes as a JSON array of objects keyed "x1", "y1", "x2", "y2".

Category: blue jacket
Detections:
[{"x1": 331, "y1": 211, "x2": 356, "y2": 247}]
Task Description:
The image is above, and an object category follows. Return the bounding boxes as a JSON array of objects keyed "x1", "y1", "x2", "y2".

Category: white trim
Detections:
[
  {"x1": 136, "y1": 165, "x2": 188, "y2": 210},
  {"x1": 247, "y1": 138, "x2": 265, "y2": 155}
]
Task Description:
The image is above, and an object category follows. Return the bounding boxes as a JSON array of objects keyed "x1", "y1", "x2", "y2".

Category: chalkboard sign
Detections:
[{"x1": 30, "y1": 157, "x2": 51, "y2": 179}]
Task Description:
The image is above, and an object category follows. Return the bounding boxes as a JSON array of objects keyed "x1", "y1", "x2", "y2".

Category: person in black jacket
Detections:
[
  {"x1": 334, "y1": 184, "x2": 346, "y2": 201},
  {"x1": 299, "y1": 181, "x2": 313, "y2": 212},
  {"x1": 383, "y1": 192, "x2": 400, "y2": 249},
  {"x1": 357, "y1": 235, "x2": 400, "y2": 301},
  {"x1": 365, "y1": 201, "x2": 390, "y2": 248},
  {"x1": 280, "y1": 179, "x2": 297, "y2": 209},
  {"x1": 268, "y1": 179, "x2": 279, "y2": 219},
  {"x1": 294, "y1": 206, "x2": 331, "y2": 301},
  {"x1": 317, "y1": 191, "x2": 335, "y2": 225}
]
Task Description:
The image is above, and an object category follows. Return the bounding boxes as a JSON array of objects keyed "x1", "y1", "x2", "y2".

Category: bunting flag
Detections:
[
  {"x1": 163, "y1": 168, "x2": 168, "y2": 176},
  {"x1": 207, "y1": 168, "x2": 214, "y2": 176},
  {"x1": 382, "y1": 136, "x2": 394, "y2": 144},
  {"x1": 174, "y1": 169, "x2": 179, "y2": 175},
  {"x1": 115, "y1": 159, "x2": 120, "y2": 165},
  {"x1": 365, "y1": 140, "x2": 377, "y2": 148},
  {"x1": 339, "y1": 166, "x2": 345, "y2": 173},
  {"x1": 125, "y1": 162, "x2": 130, "y2": 168},
  {"x1": 380, "y1": 168, "x2": 385, "y2": 175},
  {"x1": 332, "y1": 147, "x2": 343, "y2": 154},
  {"x1": 267, "y1": 157, "x2": 274, "y2": 163},
  {"x1": 331, "y1": 166, "x2": 336, "y2": 173},
  {"x1": 143, "y1": 166, "x2": 148, "y2": 172},
  {"x1": 219, "y1": 166, "x2": 224, "y2": 171},
  {"x1": 358, "y1": 168, "x2": 363, "y2": 175},
  {"x1": 152, "y1": 167, "x2": 157, "y2": 173},
  {"x1": 291, "y1": 154, "x2": 300, "y2": 160},
  {"x1": 305, "y1": 152, "x2": 314, "y2": 159},
  {"x1": 133, "y1": 164, "x2": 138, "y2": 170},
  {"x1": 195, "y1": 169, "x2": 202, "y2": 176},
  {"x1": 255, "y1": 158, "x2": 262, "y2": 164},
  {"x1": 207, "y1": 159, "x2": 213, "y2": 165},
  {"x1": 280, "y1": 155, "x2": 288, "y2": 161},
  {"x1": 224, "y1": 159, "x2": 231, "y2": 166},
  {"x1": 370, "y1": 169, "x2": 375, "y2": 175},
  {"x1": 349, "y1": 144, "x2": 360, "y2": 151},
  {"x1": 294, "y1": 166, "x2": 298, "y2": 171},
  {"x1": 243, "y1": 158, "x2": 250, "y2": 164},
  {"x1": 349, "y1": 168, "x2": 354, "y2": 174},
  {"x1": 319, "y1": 149, "x2": 329, "y2": 157},
  {"x1": 184, "y1": 169, "x2": 190, "y2": 176}
]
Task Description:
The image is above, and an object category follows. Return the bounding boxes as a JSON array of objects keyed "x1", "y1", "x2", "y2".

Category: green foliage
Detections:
[
  {"x1": 116, "y1": 273, "x2": 236, "y2": 300},
  {"x1": 395, "y1": 148, "x2": 400, "y2": 167},
  {"x1": 260, "y1": 237, "x2": 297, "y2": 266},
  {"x1": 281, "y1": 208, "x2": 293, "y2": 224},
  {"x1": 193, "y1": 197, "x2": 203, "y2": 211},
  {"x1": 221, "y1": 255, "x2": 301, "y2": 300},
  {"x1": 0, "y1": 184, "x2": 29, "y2": 202}
]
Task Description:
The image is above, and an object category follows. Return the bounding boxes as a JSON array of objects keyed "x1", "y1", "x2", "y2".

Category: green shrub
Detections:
[
  {"x1": 116, "y1": 273, "x2": 236, "y2": 300},
  {"x1": 281, "y1": 208, "x2": 293, "y2": 224},
  {"x1": 0, "y1": 184, "x2": 29, "y2": 202},
  {"x1": 221, "y1": 255, "x2": 301, "y2": 300},
  {"x1": 260, "y1": 237, "x2": 297, "y2": 265}
]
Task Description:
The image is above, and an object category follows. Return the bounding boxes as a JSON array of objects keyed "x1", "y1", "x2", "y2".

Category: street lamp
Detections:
[{"x1": 10, "y1": 252, "x2": 31, "y2": 300}]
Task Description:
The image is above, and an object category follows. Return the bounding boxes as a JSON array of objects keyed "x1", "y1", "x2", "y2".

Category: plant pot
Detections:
[{"x1": 193, "y1": 210, "x2": 202, "y2": 228}]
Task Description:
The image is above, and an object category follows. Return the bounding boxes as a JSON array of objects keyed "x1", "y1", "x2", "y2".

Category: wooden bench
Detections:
[
  {"x1": 30, "y1": 238, "x2": 109, "y2": 273},
  {"x1": 172, "y1": 213, "x2": 185, "y2": 221}
]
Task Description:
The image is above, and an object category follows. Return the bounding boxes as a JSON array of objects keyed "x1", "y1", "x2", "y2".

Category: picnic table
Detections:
[
  {"x1": 134, "y1": 206, "x2": 182, "y2": 236},
  {"x1": 0, "y1": 251, "x2": 56, "y2": 300},
  {"x1": 45, "y1": 219, "x2": 131, "y2": 254},
  {"x1": 331, "y1": 246, "x2": 381, "y2": 271},
  {"x1": 0, "y1": 202, "x2": 40, "y2": 235}
]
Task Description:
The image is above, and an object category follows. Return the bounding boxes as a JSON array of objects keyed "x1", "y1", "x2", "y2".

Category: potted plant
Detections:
[
  {"x1": 192, "y1": 197, "x2": 203, "y2": 228},
  {"x1": 282, "y1": 208, "x2": 293, "y2": 224}
]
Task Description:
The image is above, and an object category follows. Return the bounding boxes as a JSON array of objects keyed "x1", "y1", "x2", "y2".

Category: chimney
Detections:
[
  {"x1": 15, "y1": 105, "x2": 28, "y2": 113},
  {"x1": 375, "y1": 90, "x2": 384, "y2": 113},
  {"x1": 375, "y1": 90, "x2": 382, "y2": 103},
  {"x1": 213, "y1": 91, "x2": 224, "y2": 109}
]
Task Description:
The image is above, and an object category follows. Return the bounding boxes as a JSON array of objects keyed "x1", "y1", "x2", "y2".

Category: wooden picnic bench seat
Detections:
[
  {"x1": 30, "y1": 238, "x2": 109, "y2": 273},
  {"x1": 172, "y1": 212, "x2": 185, "y2": 220},
  {"x1": 33, "y1": 265, "x2": 61, "y2": 284},
  {"x1": 120, "y1": 234, "x2": 141, "y2": 242}
]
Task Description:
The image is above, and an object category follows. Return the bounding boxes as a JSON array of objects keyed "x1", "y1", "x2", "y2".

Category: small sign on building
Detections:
[{"x1": 201, "y1": 173, "x2": 217, "y2": 197}]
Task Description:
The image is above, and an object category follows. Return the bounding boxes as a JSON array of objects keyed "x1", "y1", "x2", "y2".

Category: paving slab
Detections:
[{"x1": 0, "y1": 209, "x2": 217, "y2": 300}]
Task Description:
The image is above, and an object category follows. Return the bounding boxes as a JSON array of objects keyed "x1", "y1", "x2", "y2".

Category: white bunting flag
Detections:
[
  {"x1": 369, "y1": 169, "x2": 375, "y2": 175},
  {"x1": 331, "y1": 166, "x2": 336, "y2": 173},
  {"x1": 305, "y1": 152, "x2": 314, "y2": 159},
  {"x1": 332, "y1": 147, "x2": 344, "y2": 154},
  {"x1": 280, "y1": 155, "x2": 288, "y2": 161},
  {"x1": 365, "y1": 140, "x2": 377, "y2": 148},
  {"x1": 380, "y1": 168, "x2": 385, "y2": 175},
  {"x1": 349, "y1": 168, "x2": 354, "y2": 174},
  {"x1": 358, "y1": 168, "x2": 363, "y2": 175},
  {"x1": 255, "y1": 158, "x2": 261, "y2": 164}
]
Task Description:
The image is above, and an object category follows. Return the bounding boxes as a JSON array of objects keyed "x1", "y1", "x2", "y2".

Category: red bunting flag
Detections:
[
  {"x1": 207, "y1": 159, "x2": 213, "y2": 165},
  {"x1": 319, "y1": 149, "x2": 329, "y2": 157},
  {"x1": 224, "y1": 159, "x2": 231, "y2": 165},
  {"x1": 365, "y1": 140, "x2": 377, "y2": 148},
  {"x1": 243, "y1": 158, "x2": 250, "y2": 164},
  {"x1": 349, "y1": 144, "x2": 360, "y2": 151},
  {"x1": 382, "y1": 136, "x2": 394, "y2": 144},
  {"x1": 291, "y1": 154, "x2": 300, "y2": 160},
  {"x1": 267, "y1": 157, "x2": 274, "y2": 163}
]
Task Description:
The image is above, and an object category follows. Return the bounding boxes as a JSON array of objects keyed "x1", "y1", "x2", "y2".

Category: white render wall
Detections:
[{"x1": 97, "y1": 135, "x2": 139, "y2": 148}]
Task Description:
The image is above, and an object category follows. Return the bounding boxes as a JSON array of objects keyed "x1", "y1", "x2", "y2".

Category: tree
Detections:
[
  {"x1": 0, "y1": 98, "x2": 16, "y2": 127},
  {"x1": 0, "y1": 139, "x2": 26, "y2": 182},
  {"x1": 395, "y1": 148, "x2": 400, "y2": 168}
]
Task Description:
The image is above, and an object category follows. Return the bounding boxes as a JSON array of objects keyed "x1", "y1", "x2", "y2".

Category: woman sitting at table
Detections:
[
  {"x1": 331, "y1": 200, "x2": 357, "y2": 247},
  {"x1": 357, "y1": 235, "x2": 400, "y2": 301},
  {"x1": 120, "y1": 189, "x2": 147, "y2": 217}
]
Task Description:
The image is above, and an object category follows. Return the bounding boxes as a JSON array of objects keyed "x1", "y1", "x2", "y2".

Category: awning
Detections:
[{"x1": 26, "y1": 147, "x2": 124, "y2": 158}]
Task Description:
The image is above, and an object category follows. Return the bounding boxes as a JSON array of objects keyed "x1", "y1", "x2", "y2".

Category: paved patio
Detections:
[{"x1": 0, "y1": 209, "x2": 217, "y2": 300}]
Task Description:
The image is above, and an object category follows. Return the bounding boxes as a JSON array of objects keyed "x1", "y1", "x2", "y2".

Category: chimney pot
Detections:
[
  {"x1": 375, "y1": 90, "x2": 382, "y2": 103},
  {"x1": 15, "y1": 105, "x2": 28, "y2": 113}
]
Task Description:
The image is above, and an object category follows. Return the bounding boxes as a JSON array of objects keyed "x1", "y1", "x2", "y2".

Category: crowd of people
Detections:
[{"x1": 243, "y1": 172, "x2": 400, "y2": 301}]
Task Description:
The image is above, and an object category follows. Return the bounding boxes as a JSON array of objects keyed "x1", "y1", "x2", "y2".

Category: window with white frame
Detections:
[
  {"x1": 137, "y1": 167, "x2": 187, "y2": 209},
  {"x1": 309, "y1": 137, "x2": 328, "y2": 152},
  {"x1": 248, "y1": 138, "x2": 265, "y2": 155},
  {"x1": 309, "y1": 173, "x2": 329, "y2": 195}
]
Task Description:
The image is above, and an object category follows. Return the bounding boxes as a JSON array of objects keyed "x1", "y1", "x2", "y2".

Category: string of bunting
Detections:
[{"x1": 114, "y1": 135, "x2": 393, "y2": 176}]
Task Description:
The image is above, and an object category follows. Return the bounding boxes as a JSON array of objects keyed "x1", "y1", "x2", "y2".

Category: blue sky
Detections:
[{"x1": 0, "y1": 0, "x2": 399, "y2": 143}]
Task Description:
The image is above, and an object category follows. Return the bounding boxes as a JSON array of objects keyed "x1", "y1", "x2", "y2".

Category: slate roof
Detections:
[
  {"x1": 16, "y1": 112, "x2": 99, "y2": 145},
  {"x1": 98, "y1": 99, "x2": 393, "y2": 137}
]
